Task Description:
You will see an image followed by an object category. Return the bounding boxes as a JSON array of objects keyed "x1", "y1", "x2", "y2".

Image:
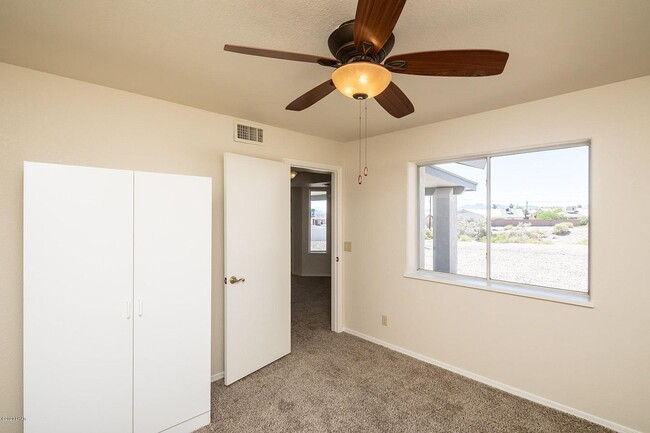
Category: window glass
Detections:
[
  {"x1": 490, "y1": 146, "x2": 589, "y2": 292},
  {"x1": 418, "y1": 144, "x2": 589, "y2": 293},
  {"x1": 419, "y1": 159, "x2": 487, "y2": 278},
  {"x1": 309, "y1": 190, "x2": 327, "y2": 252}
]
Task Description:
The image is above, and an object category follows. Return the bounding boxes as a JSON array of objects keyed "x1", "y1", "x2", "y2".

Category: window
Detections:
[
  {"x1": 418, "y1": 144, "x2": 589, "y2": 294},
  {"x1": 309, "y1": 190, "x2": 328, "y2": 253}
]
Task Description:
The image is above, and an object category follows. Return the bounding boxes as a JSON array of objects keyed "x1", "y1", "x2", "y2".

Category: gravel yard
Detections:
[{"x1": 424, "y1": 226, "x2": 588, "y2": 292}]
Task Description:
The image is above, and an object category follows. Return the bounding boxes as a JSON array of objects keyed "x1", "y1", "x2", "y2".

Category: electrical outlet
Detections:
[
  {"x1": 344, "y1": 241, "x2": 352, "y2": 252},
  {"x1": 381, "y1": 315, "x2": 388, "y2": 326}
]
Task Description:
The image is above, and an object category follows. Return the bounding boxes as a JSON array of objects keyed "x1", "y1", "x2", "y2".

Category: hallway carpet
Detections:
[{"x1": 195, "y1": 275, "x2": 611, "y2": 433}]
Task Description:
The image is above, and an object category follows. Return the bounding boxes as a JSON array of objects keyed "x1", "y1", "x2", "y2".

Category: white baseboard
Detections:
[
  {"x1": 211, "y1": 371, "x2": 224, "y2": 382},
  {"x1": 343, "y1": 328, "x2": 640, "y2": 433}
]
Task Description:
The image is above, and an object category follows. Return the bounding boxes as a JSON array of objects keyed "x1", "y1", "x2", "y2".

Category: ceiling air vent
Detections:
[{"x1": 233, "y1": 120, "x2": 264, "y2": 145}]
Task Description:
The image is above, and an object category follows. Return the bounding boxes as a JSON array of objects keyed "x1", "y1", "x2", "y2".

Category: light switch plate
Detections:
[{"x1": 344, "y1": 241, "x2": 352, "y2": 252}]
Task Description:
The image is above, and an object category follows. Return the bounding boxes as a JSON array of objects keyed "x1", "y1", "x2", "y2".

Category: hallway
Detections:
[{"x1": 291, "y1": 275, "x2": 331, "y2": 337}]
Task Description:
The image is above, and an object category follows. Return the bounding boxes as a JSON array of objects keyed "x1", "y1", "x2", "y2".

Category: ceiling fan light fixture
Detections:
[{"x1": 331, "y1": 62, "x2": 392, "y2": 100}]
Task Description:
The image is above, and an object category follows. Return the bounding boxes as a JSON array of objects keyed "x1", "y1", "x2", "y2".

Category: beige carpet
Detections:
[{"x1": 196, "y1": 275, "x2": 611, "y2": 433}]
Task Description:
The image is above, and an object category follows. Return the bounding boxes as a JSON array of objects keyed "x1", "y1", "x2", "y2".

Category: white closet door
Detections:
[
  {"x1": 133, "y1": 172, "x2": 212, "y2": 433},
  {"x1": 24, "y1": 162, "x2": 134, "y2": 433}
]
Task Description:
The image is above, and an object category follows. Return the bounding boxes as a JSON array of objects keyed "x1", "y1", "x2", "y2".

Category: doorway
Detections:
[
  {"x1": 223, "y1": 154, "x2": 341, "y2": 385},
  {"x1": 286, "y1": 159, "x2": 342, "y2": 333},
  {"x1": 290, "y1": 169, "x2": 332, "y2": 334}
]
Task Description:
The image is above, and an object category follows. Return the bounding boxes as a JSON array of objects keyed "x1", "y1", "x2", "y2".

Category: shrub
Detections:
[
  {"x1": 457, "y1": 218, "x2": 486, "y2": 241},
  {"x1": 491, "y1": 223, "x2": 549, "y2": 244},
  {"x1": 458, "y1": 234, "x2": 473, "y2": 242},
  {"x1": 504, "y1": 225, "x2": 514, "y2": 230},
  {"x1": 578, "y1": 216, "x2": 589, "y2": 226},
  {"x1": 424, "y1": 228, "x2": 433, "y2": 240},
  {"x1": 553, "y1": 222, "x2": 572, "y2": 235},
  {"x1": 535, "y1": 207, "x2": 565, "y2": 220}
]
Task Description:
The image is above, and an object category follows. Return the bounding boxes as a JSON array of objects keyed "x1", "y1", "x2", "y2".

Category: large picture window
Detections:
[{"x1": 419, "y1": 144, "x2": 589, "y2": 293}]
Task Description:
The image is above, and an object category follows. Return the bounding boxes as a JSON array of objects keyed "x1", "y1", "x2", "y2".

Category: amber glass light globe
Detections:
[{"x1": 331, "y1": 62, "x2": 392, "y2": 99}]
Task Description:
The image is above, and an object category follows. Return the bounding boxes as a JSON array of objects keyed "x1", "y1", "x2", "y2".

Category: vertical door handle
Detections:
[
  {"x1": 125, "y1": 300, "x2": 132, "y2": 319},
  {"x1": 138, "y1": 299, "x2": 143, "y2": 317}
]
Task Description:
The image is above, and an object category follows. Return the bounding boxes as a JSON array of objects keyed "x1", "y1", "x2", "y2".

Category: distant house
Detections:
[
  {"x1": 566, "y1": 206, "x2": 589, "y2": 218},
  {"x1": 458, "y1": 208, "x2": 486, "y2": 220},
  {"x1": 496, "y1": 207, "x2": 525, "y2": 219},
  {"x1": 458, "y1": 207, "x2": 525, "y2": 220}
]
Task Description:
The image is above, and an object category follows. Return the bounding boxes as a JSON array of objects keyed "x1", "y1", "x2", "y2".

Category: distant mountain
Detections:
[
  {"x1": 460, "y1": 203, "x2": 541, "y2": 211},
  {"x1": 460, "y1": 203, "x2": 487, "y2": 210}
]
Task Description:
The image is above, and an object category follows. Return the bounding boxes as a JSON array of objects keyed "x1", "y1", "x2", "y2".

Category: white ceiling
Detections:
[{"x1": 1, "y1": 0, "x2": 649, "y2": 142}]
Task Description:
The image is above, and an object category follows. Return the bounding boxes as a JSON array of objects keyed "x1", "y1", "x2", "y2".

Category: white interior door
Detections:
[
  {"x1": 224, "y1": 153, "x2": 291, "y2": 385},
  {"x1": 24, "y1": 162, "x2": 134, "y2": 433},
  {"x1": 133, "y1": 172, "x2": 212, "y2": 433}
]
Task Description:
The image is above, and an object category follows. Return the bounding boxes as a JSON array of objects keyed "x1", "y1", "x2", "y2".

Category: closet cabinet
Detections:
[{"x1": 24, "y1": 162, "x2": 212, "y2": 433}]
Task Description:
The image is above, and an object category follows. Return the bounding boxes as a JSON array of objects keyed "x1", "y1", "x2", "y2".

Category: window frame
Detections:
[
  {"x1": 411, "y1": 141, "x2": 592, "y2": 307},
  {"x1": 308, "y1": 188, "x2": 328, "y2": 254}
]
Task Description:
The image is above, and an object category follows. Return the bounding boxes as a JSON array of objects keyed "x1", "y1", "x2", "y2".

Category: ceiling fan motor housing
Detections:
[{"x1": 328, "y1": 20, "x2": 395, "y2": 64}]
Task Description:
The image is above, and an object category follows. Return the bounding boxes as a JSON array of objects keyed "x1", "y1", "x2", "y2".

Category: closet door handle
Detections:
[
  {"x1": 138, "y1": 299, "x2": 143, "y2": 317},
  {"x1": 125, "y1": 300, "x2": 132, "y2": 319}
]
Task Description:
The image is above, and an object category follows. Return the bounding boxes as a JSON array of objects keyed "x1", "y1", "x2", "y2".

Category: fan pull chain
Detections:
[
  {"x1": 358, "y1": 100, "x2": 363, "y2": 185},
  {"x1": 364, "y1": 99, "x2": 368, "y2": 177}
]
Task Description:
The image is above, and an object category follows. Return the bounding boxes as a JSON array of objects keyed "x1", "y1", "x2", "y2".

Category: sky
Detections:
[
  {"x1": 434, "y1": 145, "x2": 589, "y2": 209},
  {"x1": 311, "y1": 201, "x2": 327, "y2": 212},
  {"x1": 310, "y1": 191, "x2": 328, "y2": 213}
]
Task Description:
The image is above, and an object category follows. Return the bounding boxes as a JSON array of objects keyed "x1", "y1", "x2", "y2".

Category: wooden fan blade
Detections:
[
  {"x1": 375, "y1": 81, "x2": 414, "y2": 118},
  {"x1": 286, "y1": 80, "x2": 336, "y2": 111},
  {"x1": 384, "y1": 50, "x2": 509, "y2": 76},
  {"x1": 224, "y1": 45, "x2": 338, "y2": 67},
  {"x1": 354, "y1": 0, "x2": 406, "y2": 55}
]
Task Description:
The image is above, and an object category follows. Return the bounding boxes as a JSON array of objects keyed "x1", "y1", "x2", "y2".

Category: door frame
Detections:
[{"x1": 284, "y1": 158, "x2": 343, "y2": 333}]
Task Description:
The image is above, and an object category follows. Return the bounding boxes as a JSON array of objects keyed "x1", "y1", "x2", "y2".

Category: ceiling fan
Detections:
[{"x1": 224, "y1": 0, "x2": 509, "y2": 118}]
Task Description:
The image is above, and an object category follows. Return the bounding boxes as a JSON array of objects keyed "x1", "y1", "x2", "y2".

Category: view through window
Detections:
[
  {"x1": 419, "y1": 145, "x2": 589, "y2": 293},
  {"x1": 309, "y1": 190, "x2": 327, "y2": 252}
]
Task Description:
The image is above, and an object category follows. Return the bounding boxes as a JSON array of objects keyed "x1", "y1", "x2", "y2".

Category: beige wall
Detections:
[
  {"x1": 3, "y1": 59, "x2": 649, "y2": 432},
  {"x1": 343, "y1": 76, "x2": 650, "y2": 432},
  {"x1": 0, "y1": 62, "x2": 344, "y2": 432}
]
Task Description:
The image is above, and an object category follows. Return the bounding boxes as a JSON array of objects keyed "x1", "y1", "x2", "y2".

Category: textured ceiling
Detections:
[{"x1": 1, "y1": 0, "x2": 649, "y2": 142}]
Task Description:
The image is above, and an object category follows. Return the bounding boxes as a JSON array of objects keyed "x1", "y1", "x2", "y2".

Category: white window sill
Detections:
[{"x1": 403, "y1": 270, "x2": 593, "y2": 308}]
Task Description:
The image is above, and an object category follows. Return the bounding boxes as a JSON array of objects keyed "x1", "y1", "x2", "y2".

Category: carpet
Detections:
[{"x1": 195, "y1": 275, "x2": 611, "y2": 432}]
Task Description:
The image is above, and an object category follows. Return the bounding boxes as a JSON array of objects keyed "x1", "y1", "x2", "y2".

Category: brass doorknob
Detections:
[{"x1": 229, "y1": 276, "x2": 245, "y2": 284}]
